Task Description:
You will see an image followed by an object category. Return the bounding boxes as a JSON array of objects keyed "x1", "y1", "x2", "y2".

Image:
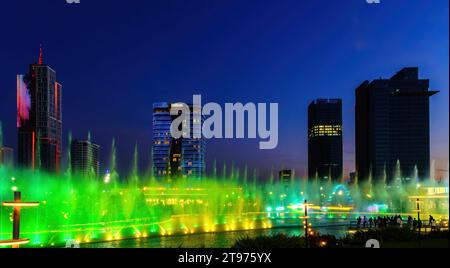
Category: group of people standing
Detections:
[{"x1": 355, "y1": 215, "x2": 439, "y2": 231}]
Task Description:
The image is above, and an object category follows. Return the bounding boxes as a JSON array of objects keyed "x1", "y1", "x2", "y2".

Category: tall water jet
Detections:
[
  {"x1": 36, "y1": 131, "x2": 41, "y2": 170},
  {"x1": 213, "y1": 159, "x2": 217, "y2": 178},
  {"x1": 87, "y1": 132, "x2": 95, "y2": 178},
  {"x1": 350, "y1": 172, "x2": 361, "y2": 210},
  {"x1": 144, "y1": 147, "x2": 153, "y2": 183},
  {"x1": 269, "y1": 166, "x2": 274, "y2": 186},
  {"x1": 222, "y1": 162, "x2": 227, "y2": 181},
  {"x1": 314, "y1": 170, "x2": 319, "y2": 191},
  {"x1": 394, "y1": 160, "x2": 402, "y2": 185},
  {"x1": 412, "y1": 165, "x2": 419, "y2": 182},
  {"x1": 327, "y1": 167, "x2": 332, "y2": 186},
  {"x1": 430, "y1": 160, "x2": 436, "y2": 181},
  {"x1": 340, "y1": 172, "x2": 345, "y2": 185},
  {"x1": 149, "y1": 148, "x2": 156, "y2": 184},
  {"x1": 374, "y1": 163, "x2": 389, "y2": 203},
  {"x1": 109, "y1": 138, "x2": 119, "y2": 186},
  {"x1": 131, "y1": 143, "x2": 139, "y2": 184},
  {"x1": 252, "y1": 168, "x2": 257, "y2": 187},
  {"x1": 243, "y1": 165, "x2": 248, "y2": 188},
  {"x1": 445, "y1": 162, "x2": 450, "y2": 183},
  {"x1": 367, "y1": 166, "x2": 373, "y2": 196},
  {"x1": 65, "y1": 131, "x2": 72, "y2": 176},
  {"x1": 230, "y1": 161, "x2": 235, "y2": 180}
]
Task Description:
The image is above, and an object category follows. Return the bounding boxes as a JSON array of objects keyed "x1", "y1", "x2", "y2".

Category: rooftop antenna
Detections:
[{"x1": 38, "y1": 44, "x2": 43, "y2": 65}]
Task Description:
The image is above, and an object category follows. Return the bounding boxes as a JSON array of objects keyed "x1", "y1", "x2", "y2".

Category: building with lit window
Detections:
[
  {"x1": 355, "y1": 67, "x2": 438, "y2": 183},
  {"x1": 308, "y1": 99, "x2": 343, "y2": 181},
  {"x1": 17, "y1": 47, "x2": 62, "y2": 173},
  {"x1": 152, "y1": 102, "x2": 205, "y2": 180},
  {"x1": 70, "y1": 139, "x2": 100, "y2": 178}
]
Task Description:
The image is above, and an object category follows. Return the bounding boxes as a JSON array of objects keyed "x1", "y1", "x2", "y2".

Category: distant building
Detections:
[
  {"x1": 152, "y1": 102, "x2": 205, "y2": 179},
  {"x1": 355, "y1": 67, "x2": 438, "y2": 183},
  {"x1": 70, "y1": 140, "x2": 100, "y2": 178},
  {"x1": 17, "y1": 47, "x2": 62, "y2": 173},
  {"x1": 0, "y1": 147, "x2": 14, "y2": 167},
  {"x1": 349, "y1": 172, "x2": 357, "y2": 185},
  {"x1": 308, "y1": 99, "x2": 343, "y2": 182},
  {"x1": 279, "y1": 169, "x2": 294, "y2": 184}
]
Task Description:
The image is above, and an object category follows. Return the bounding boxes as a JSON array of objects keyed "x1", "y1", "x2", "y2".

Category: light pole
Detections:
[
  {"x1": 304, "y1": 199, "x2": 308, "y2": 248},
  {"x1": 416, "y1": 198, "x2": 421, "y2": 248},
  {"x1": 0, "y1": 191, "x2": 39, "y2": 248}
]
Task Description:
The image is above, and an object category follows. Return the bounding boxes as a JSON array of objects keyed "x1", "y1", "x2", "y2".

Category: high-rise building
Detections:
[
  {"x1": 152, "y1": 102, "x2": 205, "y2": 179},
  {"x1": 70, "y1": 139, "x2": 100, "y2": 178},
  {"x1": 355, "y1": 67, "x2": 438, "y2": 183},
  {"x1": 279, "y1": 169, "x2": 294, "y2": 184},
  {"x1": 308, "y1": 99, "x2": 343, "y2": 181},
  {"x1": 17, "y1": 47, "x2": 62, "y2": 173},
  {"x1": 0, "y1": 147, "x2": 14, "y2": 167}
]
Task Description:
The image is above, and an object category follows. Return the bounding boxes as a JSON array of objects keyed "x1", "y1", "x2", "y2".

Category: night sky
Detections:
[{"x1": 0, "y1": 0, "x2": 448, "y2": 178}]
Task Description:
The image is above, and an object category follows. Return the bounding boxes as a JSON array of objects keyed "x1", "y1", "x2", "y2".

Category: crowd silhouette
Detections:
[{"x1": 355, "y1": 215, "x2": 439, "y2": 231}]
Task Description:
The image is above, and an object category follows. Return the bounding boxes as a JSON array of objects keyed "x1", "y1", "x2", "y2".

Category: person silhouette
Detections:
[{"x1": 357, "y1": 217, "x2": 362, "y2": 229}]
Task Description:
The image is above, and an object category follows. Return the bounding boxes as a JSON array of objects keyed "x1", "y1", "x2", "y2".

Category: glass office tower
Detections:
[{"x1": 152, "y1": 102, "x2": 205, "y2": 180}]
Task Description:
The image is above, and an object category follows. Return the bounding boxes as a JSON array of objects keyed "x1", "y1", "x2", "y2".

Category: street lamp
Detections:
[
  {"x1": 303, "y1": 200, "x2": 313, "y2": 248},
  {"x1": 304, "y1": 200, "x2": 308, "y2": 239},
  {"x1": 416, "y1": 198, "x2": 421, "y2": 248},
  {"x1": 0, "y1": 191, "x2": 40, "y2": 248}
]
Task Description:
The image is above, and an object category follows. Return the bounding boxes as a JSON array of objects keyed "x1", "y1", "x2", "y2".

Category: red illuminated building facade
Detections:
[{"x1": 17, "y1": 47, "x2": 62, "y2": 173}]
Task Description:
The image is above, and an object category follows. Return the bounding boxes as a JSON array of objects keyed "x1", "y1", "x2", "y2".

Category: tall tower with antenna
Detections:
[{"x1": 17, "y1": 46, "x2": 63, "y2": 173}]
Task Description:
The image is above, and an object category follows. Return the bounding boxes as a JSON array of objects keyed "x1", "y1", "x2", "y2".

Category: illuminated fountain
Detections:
[{"x1": 0, "y1": 140, "x2": 448, "y2": 247}]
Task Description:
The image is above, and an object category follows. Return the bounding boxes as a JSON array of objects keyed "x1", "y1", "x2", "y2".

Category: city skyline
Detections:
[
  {"x1": 2, "y1": 52, "x2": 446, "y2": 181},
  {"x1": 0, "y1": 0, "x2": 448, "y2": 178}
]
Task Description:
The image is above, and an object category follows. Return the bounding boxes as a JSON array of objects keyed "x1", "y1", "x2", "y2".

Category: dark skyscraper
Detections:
[
  {"x1": 308, "y1": 99, "x2": 343, "y2": 182},
  {"x1": 152, "y1": 102, "x2": 205, "y2": 180},
  {"x1": 70, "y1": 139, "x2": 100, "y2": 178},
  {"x1": 355, "y1": 67, "x2": 438, "y2": 183},
  {"x1": 17, "y1": 47, "x2": 62, "y2": 173}
]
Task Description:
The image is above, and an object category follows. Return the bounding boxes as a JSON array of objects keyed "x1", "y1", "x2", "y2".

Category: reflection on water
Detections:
[{"x1": 82, "y1": 226, "x2": 350, "y2": 248}]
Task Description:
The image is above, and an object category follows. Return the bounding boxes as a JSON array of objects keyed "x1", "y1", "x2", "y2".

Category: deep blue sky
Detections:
[{"x1": 0, "y1": 0, "x2": 448, "y2": 178}]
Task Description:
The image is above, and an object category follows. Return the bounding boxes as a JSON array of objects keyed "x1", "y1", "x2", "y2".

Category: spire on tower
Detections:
[{"x1": 38, "y1": 44, "x2": 43, "y2": 65}]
